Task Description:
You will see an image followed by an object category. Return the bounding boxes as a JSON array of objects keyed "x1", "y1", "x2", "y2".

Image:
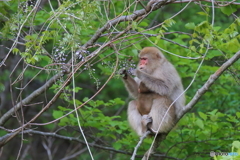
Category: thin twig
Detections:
[
  {"x1": 0, "y1": 73, "x2": 63, "y2": 126},
  {"x1": 131, "y1": 131, "x2": 151, "y2": 160}
]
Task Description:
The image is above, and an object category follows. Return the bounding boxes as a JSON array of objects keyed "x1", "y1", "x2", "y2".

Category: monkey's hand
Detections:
[
  {"x1": 130, "y1": 68, "x2": 137, "y2": 76},
  {"x1": 136, "y1": 69, "x2": 147, "y2": 79},
  {"x1": 119, "y1": 69, "x2": 128, "y2": 79}
]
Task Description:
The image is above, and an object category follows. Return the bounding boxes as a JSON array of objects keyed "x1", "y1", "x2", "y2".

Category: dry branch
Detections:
[
  {"x1": 0, "y1": 129, "x2": 133, "y2": 156},
  {"x1": 0, "y1": 0, "x2": 169, "y2": 145},
  {"x1": 83, "y1": 0, "x2": 169, "y2": 48},
  {"x1": 181, "y1": 50, "x2": 240, "y2": 117},
  {"x1": 131, "y1": 131, "x2": 151, "y2": 160},
  {"x1": 0, "y1": 73, "x2": 62, "y2": 126}
]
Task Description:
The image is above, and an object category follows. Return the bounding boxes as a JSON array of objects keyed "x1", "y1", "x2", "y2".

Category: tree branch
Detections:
[
  {"x1": 82, "y1": 0, "x2": 170, "y2": 49},
  {"x1": 2, "y1": 129, "x2": 133, "y2": 156},
  {"x1": 0, "y1": 129, "x2": 176, "y2": 159},
  {"x1": 131, "y1": 131, "x2": 151, "y2": 160},
  {"x1": 181, "y1": 50, "x2": 240, "y2": 117},
  {"x1": 171, "y1": 0, "x2": 240, "y2": 5},
  {"x1": 0, "y1": 73, "x2": 62, "y2": 126}
]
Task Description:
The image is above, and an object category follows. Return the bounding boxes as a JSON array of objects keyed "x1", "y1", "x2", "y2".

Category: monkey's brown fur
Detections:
[{"x1": 137, "y1": 82, "x2": 156, "y2": 115}]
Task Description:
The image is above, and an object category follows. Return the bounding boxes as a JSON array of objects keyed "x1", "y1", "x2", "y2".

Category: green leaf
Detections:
[
  {"x1": 96, "y1": 100, "x2": 104, "y2": 106},
  {"x1": 232, "y1": 141, "x2": 240, "y2": 149},
  {"x1": 208, "y1": 109, "x2": 218, "y2": 115},
  {"x1": 59, "y1": 117, "x2": 69, "y2": 126},
  {"x1": 162, "y1": 24, "x2": 168, "y2": 31},
  {"x1": 73, "y1": 87, "x2": 82, "y2": 93},
  {"x1": 113, "y1": 142, "x2": 122, "y2": 150},
  {"x1": 12, "y1": 48, "x2": 20, "y2": 54},
  {"x1": 113, "y1": 98, "x2": 125, "y2": 105},
  {"x1": 83, "y1": 97, "x2": 89, "y2": 102},
  {"x1": 132, "y1": 21, "x2": 137, "y2": 30},
  {"x1": 53, "y1": 110, "x2": 63, "y2": 119},
  {"x1": 199, "y1": 112, "x2": 207, "y2": 121},
  {"x1": 192, "y1": 32, "x2": 198, "y2": 38},
  {"x1": 185, "y1": 22, "x2": 195, "y2": 29},
  {"x1": 197, "y1": 12, "x2": 208, "y2": 16},
  {"x1": 207, "y1": 51, "x2": 222, "y2": 59},
  {"x1": 140, "y1": 21, "x2": 148, "y2": 27},
  {"x1": 195, "y1": 119, "x2": 204, "y2": 129},
  {"x1": 164, "y1": 19, "x2": 176, "y2": 27},
  {"x1": 236, "y1": 112, "x2": 240, "y2": 118},
  {"x1": 155, "y1": 35, "x2": 161, "y2": 44},
  {"x1": 58, "y1": 106, "x2": 71, "y2": 111},
  {"x1": 189, "y1": 46, "x2": 196, "y2": 52},
  {"x1": 220, "y1": 5, "x2": 237, "y2": 16},
  {"x1": 213, "y1": 26, "x2": 221, "y2": 31},
  {"x1": 210, "y1": 115, "x2": 218, "y2": 122}
]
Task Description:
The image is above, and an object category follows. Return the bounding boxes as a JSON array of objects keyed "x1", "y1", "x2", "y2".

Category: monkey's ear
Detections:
[{"x1": 156, "y1": 52, "x2": 162, "y2": 59}]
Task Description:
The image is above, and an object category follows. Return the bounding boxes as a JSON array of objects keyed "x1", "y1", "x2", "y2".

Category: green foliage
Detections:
[
  {"x1": 1, "y1": 0, "x2": 240, "y2": 159},
  {"x1": 220, "y1": 5, "x2": 239, "y2": 16},
  {"x1": 161, "y1": 110, "x2": 240, "y2": 159},
  {"x1": 213, "y1": 141, "x2": 240, "y2": 160},
  {"x1": 52, "y1": 97, "x2": 132, "y2": 147}
]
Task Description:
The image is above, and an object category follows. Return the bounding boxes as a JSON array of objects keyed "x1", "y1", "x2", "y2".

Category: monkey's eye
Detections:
[{"x1": 140, "y1": 58, "x2": 147, "y2": 60}]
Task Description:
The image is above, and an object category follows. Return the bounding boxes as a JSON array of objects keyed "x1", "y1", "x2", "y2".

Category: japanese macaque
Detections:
[{"x1": 121, "y1": 47, "x2": 185, "y2": 136}]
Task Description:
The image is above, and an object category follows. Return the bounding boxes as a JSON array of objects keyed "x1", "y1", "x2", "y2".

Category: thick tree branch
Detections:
[
  {"x1": 181, "y1": 50, "x2": 240, "y2": 117},
  {"x1": 0, "y1": 129, "x2": 176, "y2": 159},
  {"x1": 0, "y1": 73, "x2": 62, "y2": 126},
  {"x1": 0, "y1": 129, "x2": 133, "y2": 155},
  {"x1": 83, "y1": 0, "x2": 169, "y2": 49},
  {"x1": 171, "y1": 0, "x2": 240, "y2": 6},
  {"x1": 82, "y1": 0, "x2": 240, "y2": 49},
  {"x1": 172, "y1": 0, "x2": 240, "y2": 5}
]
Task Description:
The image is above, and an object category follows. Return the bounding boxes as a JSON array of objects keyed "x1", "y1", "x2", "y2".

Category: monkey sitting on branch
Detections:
[{"x1": 121, "y1": 47, "x2": 185, "y2": 136}]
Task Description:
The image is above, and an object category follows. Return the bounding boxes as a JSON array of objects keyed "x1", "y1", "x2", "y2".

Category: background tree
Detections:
[{"x1": 0, "y1": 0, "x2": 239, "y2": 160}]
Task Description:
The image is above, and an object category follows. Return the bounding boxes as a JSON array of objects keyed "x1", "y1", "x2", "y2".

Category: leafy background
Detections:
[{"x1": 0, "y1": 0, "x2": 239, "y2": 160}]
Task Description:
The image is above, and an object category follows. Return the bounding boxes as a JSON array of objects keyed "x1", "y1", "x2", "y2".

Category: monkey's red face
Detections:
[{"x1": 139, "y1": 57, "x2": 148, "y2": 69}]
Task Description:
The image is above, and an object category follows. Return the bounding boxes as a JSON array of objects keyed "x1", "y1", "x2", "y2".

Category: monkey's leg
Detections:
[
  {"x1": 149, "y1": 99, "x2": 175, "y2": 133},
  {"x1": 127, "y1": 100, "x2": 144, "y2": 136}
]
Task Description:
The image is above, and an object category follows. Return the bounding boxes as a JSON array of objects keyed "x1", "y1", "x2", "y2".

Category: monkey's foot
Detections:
[
  {"x1": 141, "y1": 115, "x2": 152, "y2": 127},
  {"x1": 141, "y1": 115, "x2": 158, "y2": 134}
]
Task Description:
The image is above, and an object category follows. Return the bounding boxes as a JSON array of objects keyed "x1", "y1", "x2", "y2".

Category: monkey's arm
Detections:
[
  {"x1": 136, "y1": 69, "x2": 173, "y2": 96},
  {"x1": 121, "y1": 70, "x2": 139, "y2": 98}
]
